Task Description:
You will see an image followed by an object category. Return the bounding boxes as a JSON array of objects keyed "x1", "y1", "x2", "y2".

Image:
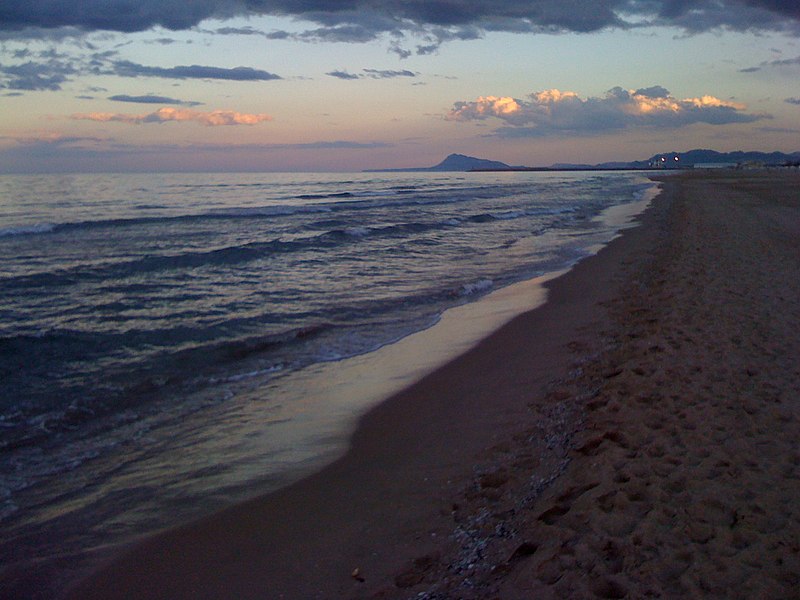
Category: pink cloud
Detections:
[{"x1": 71, "y1": 107, "x2": 273, "y2": 126}]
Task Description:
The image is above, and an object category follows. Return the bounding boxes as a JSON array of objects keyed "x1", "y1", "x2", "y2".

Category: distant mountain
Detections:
[
  {"x1": 366, "y1": 149, "x2": 800, "y2": 173},
  {"x1": 365, "y1": 153, "x2": 523, "y2": 172},
  {"x1": 636, "y1": 149, "x2": 800, "y2": 168}
]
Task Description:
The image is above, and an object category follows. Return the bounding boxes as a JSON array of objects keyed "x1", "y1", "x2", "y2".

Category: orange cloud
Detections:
[
  {"x1": 71, "y1": 107, "x2": 273, "y2": 126},
  {"x1": 446, "y1": 86, "x2": 765, "y2": 137}
]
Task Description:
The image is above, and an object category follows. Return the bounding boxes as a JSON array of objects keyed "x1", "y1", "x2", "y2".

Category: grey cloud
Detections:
[
  {"x1": 2, "y1": 1, "x2": 798, "y2": 39},
  {"x1": 215, "y1": 26, "x2": 267, "y2": 36},
  {"x1": 740, "y1": 54, "x2": 800, "y2": 72},
  {"x1": 326, "y1": 70, "x2": 360, "y2": 80},
  {"x1": 111, "y1": 61, "x2": 281, "y2": 81},
  {"x1": 0, "y1": 59, "x2": 76, "y2": 90},
  {"x1": 0, "y1": 49, "x2": 282, "y2": 91},
  {"x1": 327, "y1": 68, "x2": 417, "y2": 80},
  {"x1": 363, "y1": 69, "x2": 416, "y2": 78},
  {"x1": 148, "y1": 37, "x2": 182, "y2": 45},
  {"x1": 388, "y1": 41, "x2": 412, "y2": 59},
  {"x1": 297, "y1": 24, "x2": 385, "y2": 43},
  {"x1": 109, "y1": 94, "x2": 203, "y2": 106},
  {"x1": 635, "y1": 85, "x2": 671, "y2": 98}
]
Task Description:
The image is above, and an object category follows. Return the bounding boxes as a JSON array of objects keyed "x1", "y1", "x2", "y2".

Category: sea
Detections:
[{"x1": 0, "y1": 170, "x2": 657, "y2": 597}]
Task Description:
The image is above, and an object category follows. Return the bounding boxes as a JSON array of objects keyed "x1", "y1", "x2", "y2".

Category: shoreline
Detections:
[
  {"x1": 0, "y1": 173, "x2": 654, "y2": 600},
  {"x1": 68, "y1": 170, "x2": 800, "y2": 598},
  {"x1": 66, "y1": 178, "x2": 661, "y2": 599}
]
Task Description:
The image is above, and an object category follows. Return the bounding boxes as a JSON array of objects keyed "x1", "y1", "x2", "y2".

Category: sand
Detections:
[{"x1": 68, "y1": 170, "x2": 800, "y2": 599}]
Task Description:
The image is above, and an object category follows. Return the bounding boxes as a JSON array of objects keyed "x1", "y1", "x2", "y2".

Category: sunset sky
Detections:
[{"x1": 1, "y1": 1, "x2": 798, "y2": 172}]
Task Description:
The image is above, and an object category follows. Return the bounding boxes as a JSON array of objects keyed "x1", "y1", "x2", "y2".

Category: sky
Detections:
[{"x1": 0, "y1": 0, "x2": 798, "y2": 172}]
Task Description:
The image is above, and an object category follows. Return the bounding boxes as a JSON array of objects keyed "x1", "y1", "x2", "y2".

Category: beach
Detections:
[{"x1": 67, "y1": 170, "x2": 800, "y2": 599}]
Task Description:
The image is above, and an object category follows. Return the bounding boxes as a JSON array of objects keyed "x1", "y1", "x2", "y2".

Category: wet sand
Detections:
[{"x1": 68, "y1": 170, "x2": 800, "y2": 599}]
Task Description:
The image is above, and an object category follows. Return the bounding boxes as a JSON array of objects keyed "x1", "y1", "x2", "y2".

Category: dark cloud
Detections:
[
  {"x1": 110, "y1": 61, "x2": 281, "y2": 81},
  {"x1": 326, "y1": 70, "x2": 360, "y2": 80},
  {"x1": 108, "y1": 94, "x2": 203, "y2": 106},
  {"x1": 0, "y1": 49, "x2": 281, "y2": 90},
  {"x1": 447, "y1": 86, "x2": 769, "y2": 138},
  {"x1": 2, "y1": 1, "x2": 798, "y2": 39},
  {"x1": 146, "y1": 37, "x2": 183, "y2": 45}
]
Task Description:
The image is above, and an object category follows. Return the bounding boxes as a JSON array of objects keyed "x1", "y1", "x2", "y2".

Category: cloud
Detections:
[
  {"x1": 110, "y1": 61, "x2": 281, "y2": 81},
  {"x1": 2, "y1": 1, "x2": 798, "y2": 40},
  {"x1": 446, "y1": 86, "x2": 768, "y2": 137},
  {"x1": 327, "y1": 68, "x2": 417, "y2": 80},
  {"x1": 327, "y1": 70, "x2": 360, "y2": 80},
  {"x1": 214, "y1": 26, "x2": 269, "y2": 37},
  {"x1": 0, "y1": 59, "x2": 76, "y2": 90},
  {"x1": 0, "y1": 50, "x2": 280, "y2": 92},
  {"x1": 363, "y1": 68, "x2": 416, "y2": 78},
  {"x1": 71, "y1": 107, "x2": 273, "y2": 126},
  {"x1": 740, "y1": 54, "x2": 800, "y2": 72},
  {"x1": 108, "y1": 94, "x2": 203, "y2": 106}
]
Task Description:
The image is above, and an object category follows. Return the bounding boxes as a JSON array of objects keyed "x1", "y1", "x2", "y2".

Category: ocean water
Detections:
[{"x1": 0, "y1": 171, "x2": 656, "y2": 597}]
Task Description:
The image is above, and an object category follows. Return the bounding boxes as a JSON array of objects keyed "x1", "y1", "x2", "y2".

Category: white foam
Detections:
[
  {"x1": 344, "y1": 226, "x2": 371, "y2": 237},
  {"x1": 459, "y1": 279, "x2": 494, "y2": 297}
]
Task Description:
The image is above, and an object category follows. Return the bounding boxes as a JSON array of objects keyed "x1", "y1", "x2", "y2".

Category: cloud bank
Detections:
[
  {"x1": 108, "y1": 94, "x2": 203, "y2": 106},
  {"x1": 446, "y1": 87, "x2": 767, "y2": 137},
  {"x1": 2, "y1": 1, "x2": 798, "y2": 39},
  {"x1": 327, "y1": 68, "x2": 417, "y2": 80},
  {"x1": 71, "y1": 107, "x2": 273, "y2": 126},
  {"x1": 110, "y1": 61, "x2": 281, "y2": 81},
  {"x1": 740, "y1": 54, "x2": 800, "y2": 72},
  {"x1": 0, "y1": 53, "x2": 282, "y2": 91}
]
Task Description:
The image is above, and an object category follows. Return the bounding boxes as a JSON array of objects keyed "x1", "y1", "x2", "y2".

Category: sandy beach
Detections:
[{"x1": 68, "y1": 170, "x2": 800, "y2": 599}]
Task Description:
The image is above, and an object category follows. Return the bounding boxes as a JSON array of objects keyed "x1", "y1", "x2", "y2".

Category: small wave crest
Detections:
[
  {"x1": 0, "y1": 223, "x2": 56, "y2": 238},
  {"x1": 458, "y1": 279, "x2": 494, "y2": 297}
]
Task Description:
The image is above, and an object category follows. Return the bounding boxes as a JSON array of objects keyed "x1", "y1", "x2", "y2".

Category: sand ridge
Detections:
[{"x1": 411, "y1": 171, "x2": 800, "y2": 599}]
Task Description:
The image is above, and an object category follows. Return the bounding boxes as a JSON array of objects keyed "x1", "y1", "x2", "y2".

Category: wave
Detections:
[
  {"x1": 0, "y1": 223, "x2": 57, "y2": 238},
  {"x1": 0, "y1": 322, "x2": 333, "y2": 453},
  {"x1": 0, "y1": 216, "x2": 474, "y2": 288},
  {"x1": 0, "y1": 181, "x2": 544, "y2": 242},
  {"x1": 458, "y1": 279, "x2": 494, "y2": 297}
]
